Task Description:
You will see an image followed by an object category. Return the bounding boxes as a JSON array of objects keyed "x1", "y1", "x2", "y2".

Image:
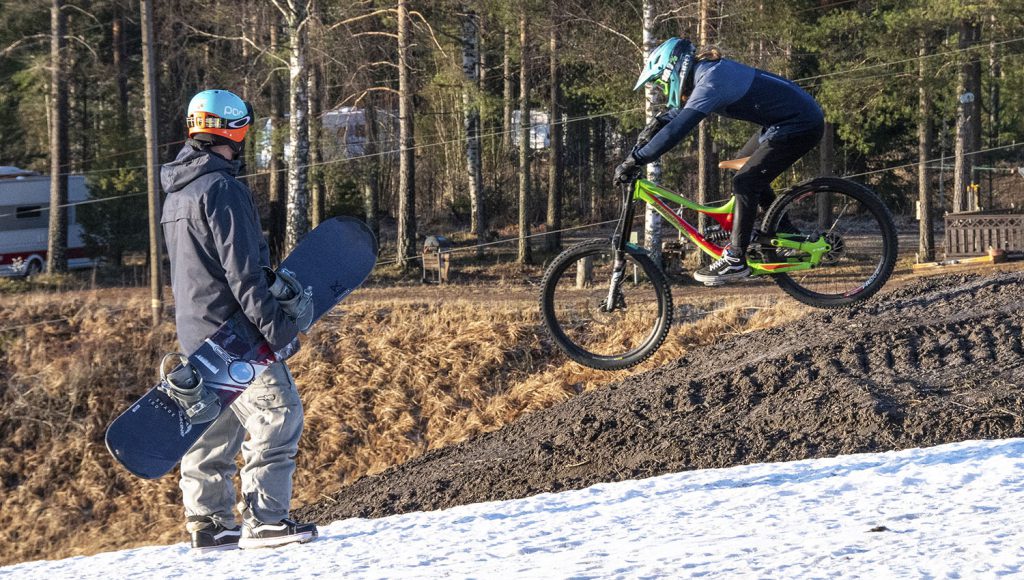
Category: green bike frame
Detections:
[{"x1": 626, "y1": 178, "x2": 831, "y2": 275}]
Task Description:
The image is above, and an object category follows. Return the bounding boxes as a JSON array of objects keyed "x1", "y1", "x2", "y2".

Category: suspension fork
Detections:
[{"x1": 604, "y1": 182, "x2": 637, "y2": 312}]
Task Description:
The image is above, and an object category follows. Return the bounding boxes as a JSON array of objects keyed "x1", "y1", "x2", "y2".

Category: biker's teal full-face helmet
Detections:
[{"x1": 633, "y1": 37, "x2": 696, "y2": 109}]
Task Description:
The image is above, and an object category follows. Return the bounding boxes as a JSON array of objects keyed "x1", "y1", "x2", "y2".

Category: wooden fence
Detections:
[{"x1": 945, "y1": 210, "x2": 1024, "y2": 258}]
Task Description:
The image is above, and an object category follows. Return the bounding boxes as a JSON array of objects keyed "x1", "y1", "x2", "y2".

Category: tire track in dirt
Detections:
[{"x1": 299, "y1": 272, "x2": 1024, "y2": 523}]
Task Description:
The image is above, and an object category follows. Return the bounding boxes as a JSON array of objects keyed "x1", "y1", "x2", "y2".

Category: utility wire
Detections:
[
  {"x1": 843, "y1": 142, "x2": 1024, "y2": 179},
  {"x1": 0, "y1": 106, "x2": 638, "y2": 220},
  {"x1": 794, "y1": 37, "x2": 1024, "y2": 83},
  {"x1": 7, "y1": 38, "x2": 1023, "y2": 227},
  {"x1": 9, "y1": 141, "x2": 1024, "y2": 334},
  {"x1": 0, "y1": 220, "x2": 618, "y2": 333},
  {"x1": 375, "y1": 220, "x2": 620, "y2": 267}
]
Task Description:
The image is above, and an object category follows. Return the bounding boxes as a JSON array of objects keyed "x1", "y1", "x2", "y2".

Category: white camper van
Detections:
[{"x1": 0, "y1": 167, "x2": 94, "y2": 277}]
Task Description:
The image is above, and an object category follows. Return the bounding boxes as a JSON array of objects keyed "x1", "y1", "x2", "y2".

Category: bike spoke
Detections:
[
  {"x1": 770, "y1": 186, "x2": 892, "y2": 301},
  {"x1": 544, "y1": 243, "x2": 668, "y2": 363}
]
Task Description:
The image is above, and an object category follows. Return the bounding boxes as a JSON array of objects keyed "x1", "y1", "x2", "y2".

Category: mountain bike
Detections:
[{"x1": 539, "y1": 158, "x2": 898, "y2": 370}]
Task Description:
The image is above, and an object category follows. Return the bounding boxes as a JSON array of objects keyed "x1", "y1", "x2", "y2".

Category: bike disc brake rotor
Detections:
[{"x1": 821, "y1": 232, "x2": 846, "y2": 265}]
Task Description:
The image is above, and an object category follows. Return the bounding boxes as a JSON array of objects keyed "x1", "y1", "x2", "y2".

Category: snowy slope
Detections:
[{"x1": 5, "y1": 439, "x2": 1024, "y2": 579}]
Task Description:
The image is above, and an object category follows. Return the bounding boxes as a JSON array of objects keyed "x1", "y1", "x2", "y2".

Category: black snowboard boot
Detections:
[
  {"x1": 187, "y1": 516, "x2": 241, "y2": 553},
  {"x1": 237, "y1": 502, "x2": 318, "y2": 549}
]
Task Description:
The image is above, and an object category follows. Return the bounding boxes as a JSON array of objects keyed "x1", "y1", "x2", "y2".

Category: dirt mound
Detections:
[
  {"x1": 299, "y1": 272, "x2": 1024, "y2": 523},
  {"x1": 2, "y1": 287, "x2": 796, "y2": 565}
]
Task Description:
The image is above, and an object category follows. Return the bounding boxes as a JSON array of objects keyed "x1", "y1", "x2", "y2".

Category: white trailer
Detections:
[{"x1": 0, "y1": 169, "x2": 94, "y2": 276}]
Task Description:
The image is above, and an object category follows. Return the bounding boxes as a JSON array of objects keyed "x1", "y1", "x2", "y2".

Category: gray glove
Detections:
[{"x1": 265, "y1": 267, "x2": 314, "y2": 332}]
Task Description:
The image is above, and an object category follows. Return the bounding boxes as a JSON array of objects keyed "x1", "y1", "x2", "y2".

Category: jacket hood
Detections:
[{"x1": 160, "y1": 144, "x2": 241, "y2": 193}]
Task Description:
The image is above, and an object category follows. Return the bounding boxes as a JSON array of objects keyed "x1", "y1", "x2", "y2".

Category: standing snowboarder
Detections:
[{"x1": 160, "y1": 89, "x2": 318, "y2": 551}]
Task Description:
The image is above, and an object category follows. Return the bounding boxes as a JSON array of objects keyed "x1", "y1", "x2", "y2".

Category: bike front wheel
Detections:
[
  {"x1": 540, "y1": 239, "x2": 673, "y2": 370},
  {"x1": 761, "y1": 177, "x2": 898, "y2": 308}
]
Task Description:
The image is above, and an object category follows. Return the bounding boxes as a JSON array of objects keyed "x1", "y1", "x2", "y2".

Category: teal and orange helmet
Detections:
[
  {"x1": 186, "y1": 89, "x2": 254, "y2": 145},
  {"x1": 633, "y1": 38, "x2": 696, "y2": 109}
]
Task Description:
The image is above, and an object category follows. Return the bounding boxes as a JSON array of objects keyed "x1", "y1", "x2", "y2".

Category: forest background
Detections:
[{"x1": 1, "y1": 0, "x2": 1023, "y2": 280}]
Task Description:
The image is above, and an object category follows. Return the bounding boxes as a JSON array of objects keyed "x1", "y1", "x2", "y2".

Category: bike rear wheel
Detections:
[
  {"x1": 761, "y1": 177, "x2": 898, "y2": 308},
  {"x1": 540, "y1": 239, "x2": 673, "y2": 370}
]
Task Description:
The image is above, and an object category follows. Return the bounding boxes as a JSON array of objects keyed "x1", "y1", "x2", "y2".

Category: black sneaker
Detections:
[
  {"x1": 187, "y1": 516, "x2": 241, "y2": 553},
  {"x1": 238, "y1": 517, "x2": 318, "y2": 549},
  {"x1": 693, "y1": 246, "x2": 751, "y2": 285}
]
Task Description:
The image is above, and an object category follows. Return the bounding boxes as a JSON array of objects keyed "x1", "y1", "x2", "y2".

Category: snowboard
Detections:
[{"x1": 106, "y1": 216, "x2": 377, "y2": 479}]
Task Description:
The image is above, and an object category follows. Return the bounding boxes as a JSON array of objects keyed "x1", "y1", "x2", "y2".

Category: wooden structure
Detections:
[
  {"x1": 421, "y1": 235, "x2": 453, "y2": 284},
  {"x1": 944, "y1": 210, "x2": 1024, "y2": 258}
]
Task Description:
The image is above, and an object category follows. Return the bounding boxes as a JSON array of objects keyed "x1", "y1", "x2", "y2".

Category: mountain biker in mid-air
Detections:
[{"x1": 614, "y1": 37, "x2": 825, "y2": 285}]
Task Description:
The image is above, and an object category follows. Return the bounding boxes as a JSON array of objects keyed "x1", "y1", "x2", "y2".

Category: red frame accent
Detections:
[
  {"x1": 648, "y1": 195, "x2": 725, "y2": 258},
  {"x1": 707, "y1": 210, "x2": 734, "y2": 231}
]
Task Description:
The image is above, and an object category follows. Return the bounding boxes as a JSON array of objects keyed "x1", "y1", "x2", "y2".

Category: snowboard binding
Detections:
[{"x1": 158, "y1": 353, "x2": 221, "y2": 424}]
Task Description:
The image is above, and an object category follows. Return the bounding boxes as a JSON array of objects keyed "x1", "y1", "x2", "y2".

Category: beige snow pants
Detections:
[{"x1": 180, "y1": 361, "x2": 303, "y2": 528}]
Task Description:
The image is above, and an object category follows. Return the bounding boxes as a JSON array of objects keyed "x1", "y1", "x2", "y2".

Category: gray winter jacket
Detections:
[{"x1": 160, "y1": 145, "x2": 299, "y2": 354}]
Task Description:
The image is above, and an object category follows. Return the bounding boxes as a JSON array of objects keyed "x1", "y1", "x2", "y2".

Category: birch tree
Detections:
[
  {"x1": 462, "y1": 7, "x2": 484, "y2": 252},
  {"x1": 362, "y1": 99, "x2": 380, "y2": 241},
  {"x1": 695, "y1": 0, "x2": 716, "y2": 243},
  {"x1": 396, "y1": 0, "x2": 417, "y2": 266},
  {"x1": 268, "y1": 15, "x2": 287, "y2": 261},
  {"x1": 502, "y1": 27, "x2": 513, "y2": 153},
  {"x1": 273, "y1": 0, "x2": 311, "y2": 252},
  {"x1": 641, "y1": 0, "x2": 662, "y2": 266}
]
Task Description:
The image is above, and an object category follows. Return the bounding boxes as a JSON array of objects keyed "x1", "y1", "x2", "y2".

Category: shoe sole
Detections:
[
  {"x1": 190, "y1": 543, "x2": 240, "y2": 555},
  {"x1": 693, "y1": 268, "x2": 751, "y2": 286},
  {"x1": 238, "y1": 530, "x2": 318, "y2": 550}
]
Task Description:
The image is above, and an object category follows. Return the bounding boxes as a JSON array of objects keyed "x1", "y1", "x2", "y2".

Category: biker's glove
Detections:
[{"x1": 613, "y1": 153, "x2": 642, "y2": 186}]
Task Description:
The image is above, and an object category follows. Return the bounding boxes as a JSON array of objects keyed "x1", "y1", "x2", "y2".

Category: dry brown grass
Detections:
[{"x1": 0, "y1": 284, "x2": 807, "y2": 565}]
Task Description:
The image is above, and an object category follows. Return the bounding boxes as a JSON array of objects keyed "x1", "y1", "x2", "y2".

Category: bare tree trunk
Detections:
[
  {"x1": 546, "y1": 20, "x2": 562, "y2": 253},
  {"x1": 140, "y1": 0, "x2": 163, "y2": 324},
  {"x1": 641, "y1": 0, "x2": 662, "y2": 266},
  {"x1": 308, "y1": 60, "x2": 324, "y2": 228},
  {"x1": 517, "y1": 11, "x2": 532, "y2": 265},
  {"x1": 362, "y1": 101, "x2": 380, "y2": 240},
  {"x1": 966, "y1": 20, "x2": 982, "y2": 211},
  {"x1": 307, "y1": 0, "x2": 324, "y2": 228},
  {"x1": 47, "y1": 0, "x2": 69, "y2": 275},
  {"x1": 953, "y1": 19, "x2": 980, "y2": 213},
  {"x1": 589, "y1": 118, "x2": 604, "y2": 220},
  {"x1": 462, "y1": 8, "x2": 484, "y2": 254},
  {"x1": 112, "y1": 14, "x2": 129, "y2": 131},
  {"x1": 268, "y1": 17, "x2": 286, "y2": 261},
  {"x1": 817, "y1": 122, "x2": 834, "y2": 229},
  {"x1": 988, "y1": 13, "x2": 1000, "y2": 209},
  {"x1": 397, "y1": 0, "x2": 417, "y2": 266},
  {"x1": 918, "y1": 35, "x2": 935, "y2": 262},
  {"x1": 696, "y1": 0, "x2": 715, "y2": 244},
  {"x1": 283, "y1": 0, "x2": 310, "y2": 252},
  {"x1": 502, "y1": 27, "x2": 513, "y2": 153},
  {"x1": 577, "y1": 118, "x2": 592, "y2": 219}
]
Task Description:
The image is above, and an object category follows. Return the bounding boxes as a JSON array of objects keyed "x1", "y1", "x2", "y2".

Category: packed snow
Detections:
[{"x1": 5, "y1": 439, "x2": 1024, "y2": 579}]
